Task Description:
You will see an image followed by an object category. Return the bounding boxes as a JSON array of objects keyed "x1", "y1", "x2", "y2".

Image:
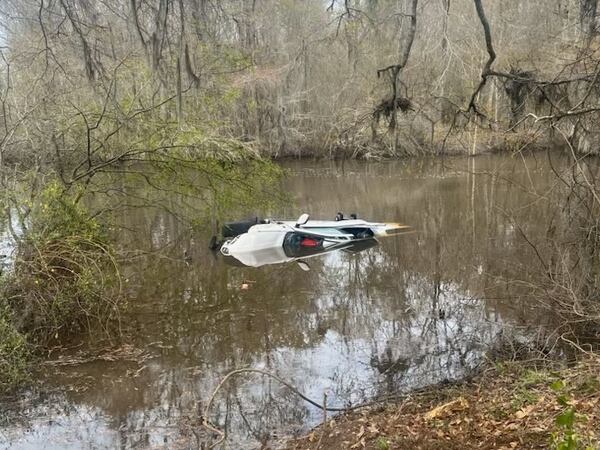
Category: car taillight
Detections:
[{"x1": 300, "y1": 237, "x2": 319, "y2": 247}]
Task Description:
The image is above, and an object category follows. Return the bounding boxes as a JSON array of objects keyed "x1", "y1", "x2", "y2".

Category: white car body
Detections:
[{"x1": 220, "y1": 216, "x2": 411, "y2": 268}]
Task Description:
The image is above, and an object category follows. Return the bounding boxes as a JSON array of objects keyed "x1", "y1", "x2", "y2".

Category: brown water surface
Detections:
[{"x1": 0, "y1": 155, "x2": 564, "y2": 449}]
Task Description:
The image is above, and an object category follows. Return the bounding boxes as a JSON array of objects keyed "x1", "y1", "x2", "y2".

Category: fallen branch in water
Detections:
[
  {"x1": 42, "y1": 344, "x2": 154, "y2": 366},
  {"x1": 201, "y1": 368, "x2": 368, "y2": 449},
  {"x1": 201, "y1": 365, "x2": 489, "y2": 448}
]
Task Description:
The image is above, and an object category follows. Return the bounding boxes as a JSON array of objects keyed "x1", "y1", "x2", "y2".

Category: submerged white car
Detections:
[{"x1": 219, "y1": 213, "x2": 411, "y2": 268}]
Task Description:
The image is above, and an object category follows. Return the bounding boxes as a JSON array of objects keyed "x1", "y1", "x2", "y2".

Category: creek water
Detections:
[{"x1": 1, "y1": 154, "x2": 566, "y2": 449}]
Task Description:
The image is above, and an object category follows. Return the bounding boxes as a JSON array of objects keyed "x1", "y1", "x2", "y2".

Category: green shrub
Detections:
[
  {"x1": 3, "y1": 180, "x2": 122, "y2": 345},
  {"x1": 28, "y1": 181, "x2": 103, "y2": 242},
  {"x1": 0, "y1": 301, "x2": 30, "y2": 392},
  {"x1": 376, "y1": 437, "x2": 390, "y2": 450},
  {"x1": 549, "y1": 380, "x2": 595, "y2": 450}
]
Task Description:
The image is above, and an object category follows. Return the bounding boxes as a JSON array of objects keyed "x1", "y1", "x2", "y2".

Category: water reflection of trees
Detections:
[{"x1": 2, "y1": 155, "x2": 566, "y2": 449}]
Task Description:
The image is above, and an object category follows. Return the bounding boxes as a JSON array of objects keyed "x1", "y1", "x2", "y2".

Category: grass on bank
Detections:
[{"x1": 285, "y1": 356, "x2": 600, "y2": 450}]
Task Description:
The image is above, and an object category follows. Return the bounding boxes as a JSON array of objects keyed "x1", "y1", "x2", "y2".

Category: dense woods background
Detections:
[{"x1": 2, "y1": 0, "x2": 600, "y2": 160}]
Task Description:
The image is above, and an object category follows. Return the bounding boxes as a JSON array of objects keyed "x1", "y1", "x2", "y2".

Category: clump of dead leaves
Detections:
[{"x1": 285, "y1": 355, "x2": 600, "y2": 450}]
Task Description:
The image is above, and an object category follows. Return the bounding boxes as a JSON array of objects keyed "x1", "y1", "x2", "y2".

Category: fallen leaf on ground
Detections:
[
  {"x1": 425, "y1": 397, "x2": 469, "y2": 420},
  {"x1": 515, "y1": 405, "x2": 535, "y2": 419},
  {"x1": 350, "y1": 438, "x2": 366, "y2": 449},
  {"x1": 367, "y1": 423, "x2": 379, "y2": 434},
  {"x1": 356, "y1": 425, "x2": 365, "y2": 439}
]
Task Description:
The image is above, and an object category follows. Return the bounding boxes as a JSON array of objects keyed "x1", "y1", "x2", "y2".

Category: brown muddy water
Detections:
[{"x1": 1, "y1": 154, "x2": 568, "y2": 449}]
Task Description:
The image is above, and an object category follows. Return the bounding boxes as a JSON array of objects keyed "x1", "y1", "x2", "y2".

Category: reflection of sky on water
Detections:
[
  {"x1": 0, "y1": 214, "x2": 21, "y2": 269},
  {"x1": 1, "y1": 404, "x2": 117, "y2": 450},
  {"x1": 0, "y1": 155, "x2": 560, "y2": 449}
]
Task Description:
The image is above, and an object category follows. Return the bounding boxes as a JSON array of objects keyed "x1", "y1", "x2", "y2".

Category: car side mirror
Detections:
[
  {"x1": 295, "y1": 213, "x2": 310, "y2": 227},
  {"x1": 297, "y1": 261, "x2": 311, "y2": 271}
]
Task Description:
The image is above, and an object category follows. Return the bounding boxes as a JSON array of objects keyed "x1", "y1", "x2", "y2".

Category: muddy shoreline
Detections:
[{"x1": 283, "y1": 356, "x2": 600, "y2": 450}]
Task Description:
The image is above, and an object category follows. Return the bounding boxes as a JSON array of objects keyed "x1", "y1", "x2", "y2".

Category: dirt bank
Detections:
[{"x1": 284, "y1": 356, "x2": 600, "y2": 450}]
